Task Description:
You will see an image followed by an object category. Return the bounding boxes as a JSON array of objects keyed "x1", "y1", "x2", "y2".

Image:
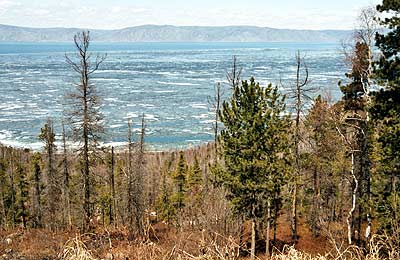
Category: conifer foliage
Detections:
[
  {"x1": 372, "y1": 0, "x2": 400, "y2": 234},
  {"x1": 219, "y1": 77, "x2": 291, "y2": 258}
]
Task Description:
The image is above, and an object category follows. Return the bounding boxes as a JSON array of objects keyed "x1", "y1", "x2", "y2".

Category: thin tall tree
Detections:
[
  {"x1": 39, "y1": 118, "x2": 58, "y2": 230},
  {"x1": 287, "y1": 51, "x2": 316, "y2": 241},
  {"x1": 65, "y1": 31, "x2": 106, "y2": 229},
  {"x1": 61, "y1": 120, "x2": 72, "y2": 228}
]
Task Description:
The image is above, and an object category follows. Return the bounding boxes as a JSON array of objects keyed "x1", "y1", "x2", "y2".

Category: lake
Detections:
[{"x1": 0, "y1": 42, "x2": 347, "y2": 150}]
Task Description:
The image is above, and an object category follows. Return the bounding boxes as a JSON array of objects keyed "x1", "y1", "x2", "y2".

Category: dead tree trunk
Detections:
[
  {"x1": 291, "y1": 51, "x2": 309, "y2": 241},
  {"x1": 65, "y1": 31, "x2": 106, "y2": 230}
]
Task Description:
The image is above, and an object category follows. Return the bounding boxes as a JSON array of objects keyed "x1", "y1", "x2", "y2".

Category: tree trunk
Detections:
[
  {"x1": 127, "y1": 118, "x2": 133, "y2": 232},
  {"x1": 347, "y1": 152, "x2": 358, "y2": 245},
  {"x1": 266, "y1": 200, "x2": 271, "y2": 258},
  {"x1": 110, "y1": 146, "x2": 115, "y2": 225},
  {"x1": 291, "y1": 51, "x2": 308, "y2": 242},
  {"x1": 273, "y1": 190, "x2": 278, "y2": 241},
  {"x1": 251, "y1": 218, "x2": 256, "y2": 260},
  {"x1": 10, "y1": 152, "x2": 16, "y2": 228},
  {"x1": 62, "y1": 122, "x2": 72, "y2": 228},
  {"x1": 34, "y1": 160, "x2": 42, "y2": 228}
]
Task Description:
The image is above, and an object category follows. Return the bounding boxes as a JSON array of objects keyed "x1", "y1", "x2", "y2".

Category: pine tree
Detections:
[
  {"x1": 156, "y1": 155, "x2": 175, "y2": 222},
  {"x1": 371, "y1": 0, "x2": 400, "y2": 234},
  {"x1": 126, "y1": 118, "x2": 134, "y2": 232},
  {"x1": 39, "y1": 118, "x2": 58, "y2": 230},
  {"x1": 107, "y1": 146, "x2": 116, "y2": 225},
  {"x1": 338, "y1": 41, "x2": 372, "y2": 244},
  {"x1": 171, "y1": 152, "x2": 187, "y2": 213},
  {"x1": 187, "y1": 156, "x2": 202, "y2": 188},
  {"x1": 219, "y1": 77, "x2": 291, "y2": 259},
  {"x1": 304, "y1": 96, "x2": 347, "y2": 237},
  {"x1": 185, "y1": 156, "x2": 203, "y2": 228},
  {"x1": 0, "y1": 153, "x2": 9, "y2": 227},
  {"x1": 15, "y1": 153, "x2": 28, "y2": 228},
  {"x1": 31, "y1": 153, "x2": 43, "y2": 228},
  {"x1": 133, "y1": 114, "x2": 146, "y2": 235},
  {"x1": 8, "y1": 150, "x2": 17, "y2": 228},
  {"x1": 61, "y1": 120, "x2": 72, "y2": 228}
]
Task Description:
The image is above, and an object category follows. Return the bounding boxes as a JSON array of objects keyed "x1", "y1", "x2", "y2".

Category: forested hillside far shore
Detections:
[{"x1": 0, "y1": 24, "x2": 350, "y2": 42}]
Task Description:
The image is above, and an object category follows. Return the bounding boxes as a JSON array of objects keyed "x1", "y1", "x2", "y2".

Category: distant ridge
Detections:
[{"x1": 0, "y1": 24, "x2": 351, "y2": 43}]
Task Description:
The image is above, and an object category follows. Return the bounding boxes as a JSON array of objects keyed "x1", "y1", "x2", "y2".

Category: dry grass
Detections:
[
  {"x1": 270, "y1": 233, "x2": 400, "y2": 260},
  {"x1": 272, "y1": 245, "x2": 328, "y2": 260},
  {"x1": 58, "y1": 234, "x2": 96, "y2": 260},
  {"x1": 1, "y1": 225, "x2": 399, "y2": 260}
]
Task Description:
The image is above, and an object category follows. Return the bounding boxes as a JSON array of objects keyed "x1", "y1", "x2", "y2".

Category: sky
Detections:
[{"x1": 0, "y1": 0, "x2": 382, "y2": 30}]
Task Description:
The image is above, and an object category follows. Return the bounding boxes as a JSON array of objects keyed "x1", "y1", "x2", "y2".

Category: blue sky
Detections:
[{"x1": 0, "y1": 0, "x2": 381, "y2": 30}]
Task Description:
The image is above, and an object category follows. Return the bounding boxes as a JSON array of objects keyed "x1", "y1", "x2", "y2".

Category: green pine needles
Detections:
[{"x1": 218, "y1": 77, "x2": 292, "y2": 257}]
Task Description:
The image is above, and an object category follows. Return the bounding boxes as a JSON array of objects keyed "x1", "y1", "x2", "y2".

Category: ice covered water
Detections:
[{"x1": 0, "y1": 42, "x2": 346, "y2": 150}]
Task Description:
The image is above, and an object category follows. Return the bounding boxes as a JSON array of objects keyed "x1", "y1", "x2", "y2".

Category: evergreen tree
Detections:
[
  {"x1": 132, "y1": 114, "x2": 146, "y2": 235},
  {"x1": 339, "y1": 40, "x2": 373, "y2": 244},
  {"x1": 371, "y1": 0, "x2": 400, "y2": 234},
  {"x1": 8, "y1": 150, "x2": 17, "y2": 227},
  {"x1": 31, "y1": 153, "x2": 43, "y2": 228},
  {"x1": 185, "y1": 156, "x2": 203, "y2": 228},
  {"x1": 39, "y1": 118, "x2": 58, "y2": 230},
  {"x1": 107, "y1": 146, "x2": 116, "y2": 225},
  {"x1": 187, "y1": 156, "x2": 202, "y2": 188},
  {"x1": 126, "y1": 118, "x2": 134, "y2": 232},
  {"x1": 219, "y1": 77, "x2": 291, "y2": 258},
  {"x1": 61, "y1": 120, "x2": 72, "y2": 228},
  {"x1": 15, "y1": 154, "x2": 28, "y2": 228},
  {"x1": 304, "y1": 96, "x2": 347, "y2": 237},
  {"x1": 0, "y1": 154, "x2": 9, "y2": 227},
  {"x1": 171, "y1": 152, "x2": 187, "y2": 212},
  {"x1": 156, "y1": 155, "x2": 174, "y2": 222}
]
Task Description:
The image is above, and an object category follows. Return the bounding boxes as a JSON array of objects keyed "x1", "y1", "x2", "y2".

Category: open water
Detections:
[{"x1": 0, "y1": 42, "x2": 347, "y2": 150}]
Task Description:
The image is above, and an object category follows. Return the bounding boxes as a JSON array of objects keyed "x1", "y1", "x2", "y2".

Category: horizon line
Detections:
[{"x1": 0, "y1": 23, "x2": 353, "y2": 32}]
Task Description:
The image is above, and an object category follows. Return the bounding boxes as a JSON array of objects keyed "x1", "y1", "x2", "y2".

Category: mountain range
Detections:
[{"x1": 0, "y1": 24, "x2": 352, "y2": 42}]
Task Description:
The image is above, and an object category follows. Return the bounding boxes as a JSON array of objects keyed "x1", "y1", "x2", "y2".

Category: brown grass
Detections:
[{"x1": 1, "y1": 223, "x2": 399, "y2": 260}]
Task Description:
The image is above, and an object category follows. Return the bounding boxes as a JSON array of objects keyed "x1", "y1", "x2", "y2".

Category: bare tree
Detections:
[
  {"x1": 65, "y1": 31, "x2": 106, "y2": 229},
  {"x1": 287, "y1": 51, "x2": 316, "y2": 241},
  {"x1": 208, "y1": 82, "x2": 223, "y2": 160},
  {"x1": 357, "y1": 6, "x2": 379, "y2": 95},
  {"x1": 226, "y1": 55, "x2": 242, "y2": 89}
]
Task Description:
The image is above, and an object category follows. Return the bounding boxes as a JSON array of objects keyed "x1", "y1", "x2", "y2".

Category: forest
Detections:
[{"x1": 0, "y1": 1, "x2": 400, "y2": 259}]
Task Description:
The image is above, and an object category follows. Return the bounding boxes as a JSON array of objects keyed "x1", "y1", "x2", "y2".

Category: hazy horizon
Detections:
[
  {"x1": 0, "y1": 23, "x2": 353, "y2": 31},
  {"x1": 0, "y1": 0, "x2": 380, "y2": 31}
]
